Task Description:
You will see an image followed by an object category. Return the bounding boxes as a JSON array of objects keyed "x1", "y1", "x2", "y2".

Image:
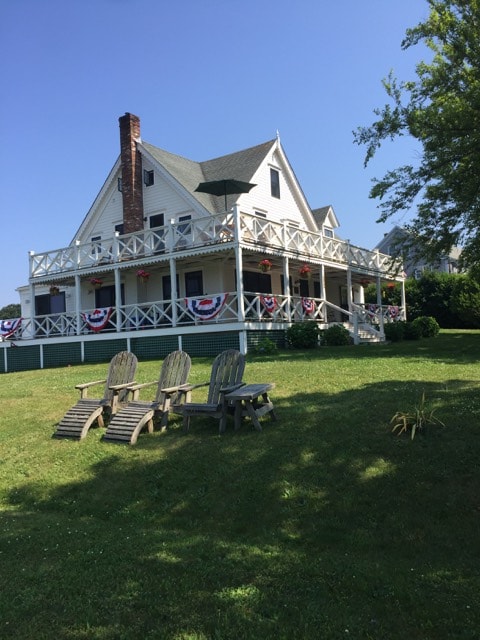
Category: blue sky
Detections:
[{"x1": 0, "y1": 0, "x2": 430, "y2": 309}]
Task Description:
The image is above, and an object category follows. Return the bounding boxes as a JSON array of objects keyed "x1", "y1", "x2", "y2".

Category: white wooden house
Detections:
[{"x1": 2, "y1": 113, "x2": 405, "y2": 371}]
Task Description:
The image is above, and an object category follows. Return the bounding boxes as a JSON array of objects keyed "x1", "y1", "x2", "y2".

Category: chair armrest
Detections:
[
  {"x1": 124, "y1": 380, "x2": 157, "y2": 401},
  {"x1": 76, "y1": 379, "x2": 106, "y2": 398},
  {"x1": 220, "y1": 382, "x2": 246, "y2": 395},
  {"x1": 109, "y1": 381, "x2": 137, "y2": 394},
  {"x1": 160, "y1": 383, "x2": 191, "y2": 395}
]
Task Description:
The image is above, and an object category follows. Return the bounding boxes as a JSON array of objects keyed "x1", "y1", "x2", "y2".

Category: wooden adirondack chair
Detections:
[
  {"x1": 174, "y1": 349, "x2": 245, "y2": 433},
  {"x1": 53, "y1": 351, "x2": 138, "y2": 440},
  {"x1": 102, "y1": 350, "x2": 192, "y2": 445}
]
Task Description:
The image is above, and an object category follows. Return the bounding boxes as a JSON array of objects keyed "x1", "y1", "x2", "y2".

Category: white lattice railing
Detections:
[{"x1": 29, "y1": 212, "x2": 398, "y2": 279}]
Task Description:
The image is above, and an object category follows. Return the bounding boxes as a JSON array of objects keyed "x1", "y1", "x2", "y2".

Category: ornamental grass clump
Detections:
[{"x1": 390, "y1": 391, "x2": 445, "y2": 440}]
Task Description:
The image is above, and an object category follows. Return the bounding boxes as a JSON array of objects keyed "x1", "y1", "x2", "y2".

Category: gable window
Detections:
[
  {"x1": 144, "y1": 170, "x2": 154, "y2": 187},
  {"x1": 117, "y1": 177, "x2": 123, "y2": 192},
  {"x1": 323, "y1": 227, "x2": 334, "y2": 238},
  {"x1": 91, "y1": 235, "x2": 101, "y2": 256},
  {"x1": 270, "y1": 168, "x2": 280, "y2": 199}
]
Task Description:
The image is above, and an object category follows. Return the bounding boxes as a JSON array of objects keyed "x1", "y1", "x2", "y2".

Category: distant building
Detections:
[{"x1": 374, "y1": 226, "x2": 461, "y2": 279}]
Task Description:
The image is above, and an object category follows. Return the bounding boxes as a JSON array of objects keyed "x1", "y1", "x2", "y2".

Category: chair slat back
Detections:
[
  {"x1": 207, "y1": 350, "x2": 245, "y2": 405},
  {"x1": 104, "y1": 351, "x2": 138, "y2": 404},
  {"x1": 155, "y1": 350, "x2": 192, "y2": 404}
]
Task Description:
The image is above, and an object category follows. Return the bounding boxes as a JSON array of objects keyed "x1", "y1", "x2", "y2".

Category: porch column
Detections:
[
  {"x1": 346, "y1": 268, "x2": 353, "y2": 313},
  {"x1": 28, "y1": 256, "x2": 35, "y2": 340},
  {"x1": 283, "y1": 256, "x2": 291, "y2": 322},
  {"x1": 233, "y1": 205, "x2": 245, "y2": 322},
  {"x1": 74, "y1": 274, "x2": 81, "y2": 335},
  {"x1": 320, "y1": 264, "x2": 326, "y2": 322},
  {"x1": 114, "y1": 268, "x2": 122, "y2": 331},
  {"x1": 401, "y1": 279, "x2": 407, "y2": 320},
  {"x1": 376, "y1": 275, "x2": 385, "y2": 338},
  {"x1": 170, "y1": 257, "x2": 178, "y2": 326}
]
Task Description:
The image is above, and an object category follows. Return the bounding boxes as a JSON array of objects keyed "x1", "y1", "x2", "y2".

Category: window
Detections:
[
  {"x1": 323, "y1": 227, "x2": 334, "y2": 238},
  {"x1": 270, "y1": 168, "x2": 280, "y2": 198},
  {"x1": 150, "y1": 213, "x2": 165, "y2": 253},
  {"x1": 143, "y1": 169, "x2": 154, "y2": 186},
  {"x1": 185, "y1": 270, "x2": 203, "y2": 297},
  {"x1": 115, "y1": 223, "x2": 124, "y2": 235},
  {"x1": 117, "y1": 177, "x2": 122, "y2": 192},
  {"x1": 149, "y1": 213, "x2": 164, "y2": 228},
  {"x1": 91, "y1": 235, "x2": 101, "y2": 256}
]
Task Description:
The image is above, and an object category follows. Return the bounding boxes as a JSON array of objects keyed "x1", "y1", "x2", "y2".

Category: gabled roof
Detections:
[
  {"x1": 141, "y1": 139, "x2": 276, "y2": 213},
  {"x1": 311, "y1": 205, "x2": 339, "y2": 230}
]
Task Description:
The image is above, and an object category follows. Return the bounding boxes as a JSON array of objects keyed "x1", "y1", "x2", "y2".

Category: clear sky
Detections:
[{"x1": 0, "y1": 0, "x2": 430, "y2": 310}]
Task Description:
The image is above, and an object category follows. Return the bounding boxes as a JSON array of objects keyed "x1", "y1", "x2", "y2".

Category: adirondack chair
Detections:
[
  {"x1": 174, "y1": 349, "x2": 245, "y2": 433},
  {"x1": 53, "y1": 351, "x2": 138, "y2": 440},
  {"x1": 102, "y1": 350, "x2": 192, "y2": 445}
]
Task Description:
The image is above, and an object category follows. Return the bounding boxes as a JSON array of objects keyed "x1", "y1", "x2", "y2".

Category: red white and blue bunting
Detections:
[
  {"x1": 302, "y1": 297, "x2": 315, "y2": 315},
  {"x1": 81, "y1": 307, "x2": 113, "y2": 332},
  {"x1": 260, "y1": 295, "x2": 277, "y2": 313},
  {"x1": 0, "y1": 317, "x2": 22, "y2": 338},
  {"x1": 185, "y1": 294, "x2": 227, "y2": 320}
]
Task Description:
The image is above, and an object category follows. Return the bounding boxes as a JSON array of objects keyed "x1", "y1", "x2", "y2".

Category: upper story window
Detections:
[
  {"x1": 144, "y1": 170, "x2": 154, "y2": 187},
  {"x1": 323, "y1": 227, "x2": 334, "y2": 238},
  {"x1": 91, "y1": 235, "x2": 101, "y2": 255},
  {"x1": 115, "y1": 223, "x2": 124, "y2": 236},
  {"x1": 117, "y1": 177, "x2": 123, "y2": 192},
  {"x1": 270, "y1": 168, "x2": 280, "y2": 199}
]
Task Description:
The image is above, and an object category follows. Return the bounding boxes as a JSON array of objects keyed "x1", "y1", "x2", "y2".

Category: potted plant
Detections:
[
  {"x1": 258, "y1": 259, "x2": 272, "y2": 273},
  {"x1": 136, "y1": 269, "x2": 151, "y2": 284},
  {"x1": 49, "y1": 285, "x2": 60, "y2": 296},
  {"x1": 89, "y1": 277, "x2": 103, "y2": 289}
]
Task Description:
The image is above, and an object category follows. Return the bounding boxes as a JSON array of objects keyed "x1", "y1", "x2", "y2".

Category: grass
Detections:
[{"x1": 1, "y1": 330, "x2": 480, "y2": 639}]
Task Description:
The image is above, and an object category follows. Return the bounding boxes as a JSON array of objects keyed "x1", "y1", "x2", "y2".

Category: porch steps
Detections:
[{"x1": 344, "y1": 323, "x2": 383, "y2": 344}]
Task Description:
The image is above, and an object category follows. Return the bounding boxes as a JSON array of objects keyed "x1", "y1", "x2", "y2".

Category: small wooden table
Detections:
[{"x1": 224, "y1": 383, "x2": 276, "y2": 432}]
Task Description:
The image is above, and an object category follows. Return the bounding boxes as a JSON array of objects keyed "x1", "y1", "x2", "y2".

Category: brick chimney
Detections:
[{"x1": 119, "y1": 112, "x2": 144, "y2": 234}]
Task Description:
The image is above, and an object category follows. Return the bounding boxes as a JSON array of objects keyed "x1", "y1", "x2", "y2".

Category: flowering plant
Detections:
[
  {"x1": 136, "y1": 269, "x2": 151, "y2": 280},
  {"x1": 89, "y1": 278, "x2": 103, "y2": 287},
  {"x1": 49, "y1": 285, "x2": 60, "y2": 296},
  {"x1": 258, "y1": 259, "x2": 272, "y2": 272},
  {"x1": 299, "y1": 264, "x2": 312, "y2": 277}
]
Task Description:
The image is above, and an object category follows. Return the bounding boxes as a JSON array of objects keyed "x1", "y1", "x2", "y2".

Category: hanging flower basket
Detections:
[
  {"x1": 136, "y1": 269, "x2": 151, "y2": 284},
  {"x1": 258, "y1": 259, "x2": 272, "y2": 273},
  {"x1": 89, "y1": 277, "x2": 103, "y2": 289},
  {"x1": 360, "y1": 279, "x2": 371, "y2": 287},
  {"x1": 49, "y1": 285, "x2": 60, "y2": 296},
  {"x1": 387, "y1": 282, "x2": 396, "y2": 289},
  {"x1": 299, "y1": 264, "x2": 312, "y2": 278}
]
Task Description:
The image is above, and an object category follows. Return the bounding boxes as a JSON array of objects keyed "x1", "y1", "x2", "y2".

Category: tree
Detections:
[
  {"x1": 354, "y1": 0, "x2": 480, "y2": 270},
  {"x1": 0, "y1": 304, "x2": 21, "y2": 320}
]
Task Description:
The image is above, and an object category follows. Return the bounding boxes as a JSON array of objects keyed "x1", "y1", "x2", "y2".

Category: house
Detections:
[
  {"x1": 375, "y1": 226, "x2": 461, "y2": 279},
  {"x1": 2, "y1": 113, "x2": 406, "y2": 372}
]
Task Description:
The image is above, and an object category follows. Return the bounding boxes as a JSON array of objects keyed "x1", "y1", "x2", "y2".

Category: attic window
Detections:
[
  {"x1": 323, "y1": 227, "x2": 333, "y2": 238},
  {"x1": 144, "y1": 170, "x2": 154, "y2": 187},
  {"x1": 117, "y1": 177, "x2": 122, "y2": 192},
  {"x1": 270, "y1": 168, "x2": 280, "y2": 199}
]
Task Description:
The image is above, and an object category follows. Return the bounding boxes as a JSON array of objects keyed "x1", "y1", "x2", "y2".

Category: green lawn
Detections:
[{"x1": 1, "y1": 331, "x2": 479, "y2": 639}]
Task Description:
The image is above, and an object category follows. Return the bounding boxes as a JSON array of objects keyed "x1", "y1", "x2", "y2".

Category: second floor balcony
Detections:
[{"x1": 29, "y1": 210, "x2": 398, "y2": 281}]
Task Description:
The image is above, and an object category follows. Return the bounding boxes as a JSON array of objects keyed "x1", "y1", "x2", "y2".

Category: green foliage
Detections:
[
  {"x1": 450, "y1": 274, "x2": 480, "y2": 328},
  {"x1": 0, "y1": 303, "x2": 21, "y2": 320},
  {"x1": 322, "y1": 323, "x2": 351, "y2": 346},
  {"x1": 384, "y1": 321, "x2": 405, "y2": 342},
  {"x1": 391, "y1": 391, "x2": 445, "y2": 440},
  {"x1": 354, "y1": 0, "x2": 480, "y2": 271},
  {"x1": 251, "y1": 337, "x2": 278, "y2": 355},
  {"x1": 286, "y1": 321, "x2": 319, "y2": 348},
  {"x1": 412, "y1": 315, "x2": 440, "y2": 338},
  {"x1": 403, "y1": 320, "x2": 422, "y2": 340}
]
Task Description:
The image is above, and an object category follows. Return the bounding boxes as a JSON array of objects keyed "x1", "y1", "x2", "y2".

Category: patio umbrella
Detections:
[{"x1": 195, "y1": 178, "x2": 257, "y2": 210}]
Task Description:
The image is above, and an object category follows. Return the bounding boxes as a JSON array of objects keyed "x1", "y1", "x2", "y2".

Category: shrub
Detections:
[
  {"x1": 384, "y1": 321, "x2": 405, "y2": 342},
  {"x1": 322, "y1": 324, "x2": 351, "y2": 346},
  {"x1": 403, "y1": 321, "x2": 422, "y2": 340},
  {"x1": 411, "y1": 316, "x2": 440, "y2": 338},
  {"x1": 286, "y1": 322, "x2": 320, "y2": 349},
  {"x1": 252, "y1": 337, "x2": 278, "y2": 355}
]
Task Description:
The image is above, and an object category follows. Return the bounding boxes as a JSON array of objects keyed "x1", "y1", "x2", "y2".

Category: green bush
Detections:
[
  {"x1": 286, "y1": 321, "x2": 320, "y2": 349},
  {"x1": 412, "y1": 315, "x2": 440, "y2": 338},
  {"x1": 322, "y1": 324, "x2": 351, "y2": 346},
  {"x1": 403, "y1": 321, "x2": 422, "y2": 340},
  {"x1": 384, "y1": 321, "x2": 405, "y2": 342},
  {"x1": 252, "y1": 337, "x2": 278, "y2": 355}
]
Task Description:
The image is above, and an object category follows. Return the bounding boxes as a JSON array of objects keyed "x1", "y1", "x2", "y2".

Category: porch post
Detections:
[
  {"x1": 401, "y1": 279, "x2": 407, "y2": 320},
  {"x1": 376, "y1": 275, "x2": 385, "y2": 338},
  {"x1": 283, "y1": 256, "x2": 291, "y2": 322},
  {"x1": 170, "y1": 257, "x2": 178, "y2": 326},
  {"x1": 114, "y1": 268, "x2": 122, "y2": 331},
  {"x1": 28, "y1": 279, "x2": 35, "y2": 339},
  {"x1": 74, "y1": 274, "x2": 81, "y2": 335},
  {"x1": 233, "y1": 205, "x2": 245, "y2": 322},
  {"x1": 346, "y1": 267, "x2": 353, "y2": 313}
]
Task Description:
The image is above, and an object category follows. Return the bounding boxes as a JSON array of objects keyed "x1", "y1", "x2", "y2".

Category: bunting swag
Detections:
[
  {"x1": 0, "y1": 317, "x2": 22, "y2": 338},
  {"x1": 185, "y1": 294, "x2": 227, "y2": 320},
  {"x1": 81, "y1": 307, "x2": 113, "y2": 332},
  {"x1": 260, "y1": 295, "x2": 277, "y2": 313},
  {"x1": 302, "y1": 298, "x2": 315, "y2": 315}
]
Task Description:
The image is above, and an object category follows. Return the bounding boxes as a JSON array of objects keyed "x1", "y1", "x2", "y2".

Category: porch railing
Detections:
[{"x1": 29, "y1": 211, "x2": 397, "y2": 279}]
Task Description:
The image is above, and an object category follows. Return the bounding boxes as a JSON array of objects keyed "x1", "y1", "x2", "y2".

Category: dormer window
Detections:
[
  {"x1": 144, "y1": 170, "x2": 154, "y2": 187},
  {"x1": 323, "y1": 227, "x2": 334, "y2": 238},
  {"x1": 270, "y1": 168, "x2": 280, "y2": 199}
]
